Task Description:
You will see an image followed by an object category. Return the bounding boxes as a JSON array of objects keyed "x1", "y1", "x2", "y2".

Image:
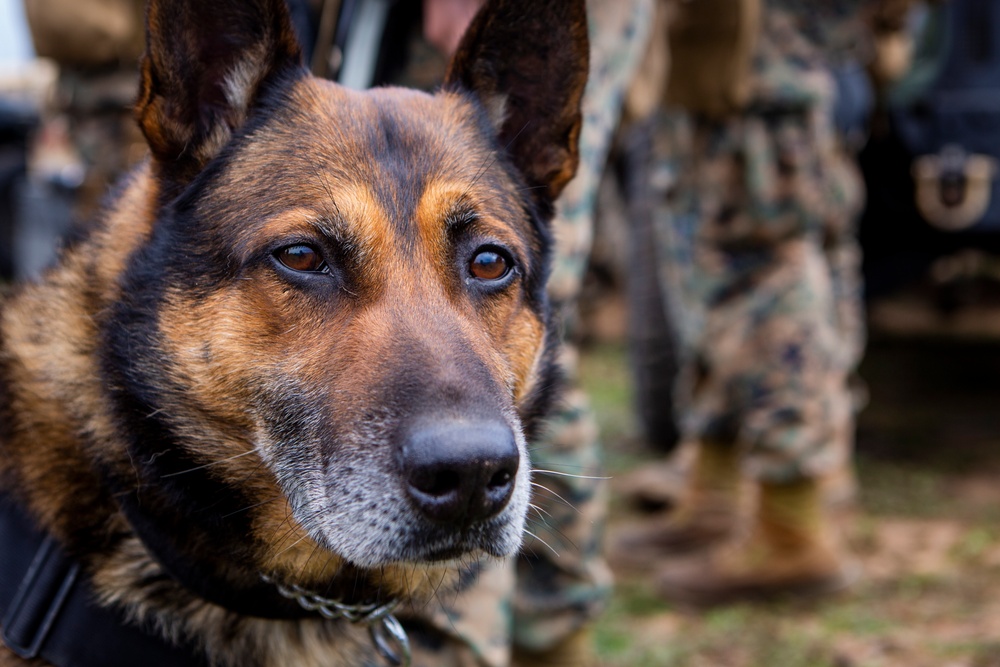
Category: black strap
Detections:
[{"x1": 0, "y1": 497, "x2": 210, "y2": 667}]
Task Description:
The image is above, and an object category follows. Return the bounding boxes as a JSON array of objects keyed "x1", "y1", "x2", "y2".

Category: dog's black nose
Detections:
[{"x1": 401, "y1": 419, "x2": 519, "y2": 526}]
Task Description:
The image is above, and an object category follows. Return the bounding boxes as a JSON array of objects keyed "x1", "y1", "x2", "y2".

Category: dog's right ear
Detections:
[
  {"x1": 135, "y1": 0, "x2": 304, "y2": 189},
  {"x1": 444, "y1": 0, "x2": 589, "y2": 214}
]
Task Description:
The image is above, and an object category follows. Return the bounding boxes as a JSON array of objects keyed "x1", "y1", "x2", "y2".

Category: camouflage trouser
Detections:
[
  {"x1": 514, "y1": 0, "x2": 652, "y2": 652},
  {"x1": 652, "y1": 103, "x2": 865, "y2": 483},
  {"x1": 404, "y1": 0, "x2": 653, "y2": 664}
]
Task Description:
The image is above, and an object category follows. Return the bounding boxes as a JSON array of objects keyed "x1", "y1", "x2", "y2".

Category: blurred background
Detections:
[{"x1": 3, "y1": 0, "x2": 1000, "y2": 665}]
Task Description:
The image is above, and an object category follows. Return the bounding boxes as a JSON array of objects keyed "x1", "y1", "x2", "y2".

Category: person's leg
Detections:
[
  {"x1": 656, "y1": 239, "x2": 859, "y2": 606},
  {"x1": 512, "y1": 0, "x2": 653, "y2": 663},
  {"x1": 404, "y1": 558, "x2": 516, "y2": 667},
  {"x1": 610, "y1": 113, "x2": 749, "y2": 567}
]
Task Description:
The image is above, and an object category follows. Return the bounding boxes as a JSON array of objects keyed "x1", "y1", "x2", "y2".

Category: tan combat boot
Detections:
[
  {"x1": 655, "y1": 477, "x2": 859, "y2": 608},
  {"x1": 511, "y1": 627, "x2": 596, "y2": 667},
  {"x1": 619, "y1": 440, "x2": 859, "y2": 514},
  {"x1": 609, "y1": 441, "x2": 743, "y2": 571},
  {"x1": 616, "y1": 440, "x2": 697, "y2": 513}
]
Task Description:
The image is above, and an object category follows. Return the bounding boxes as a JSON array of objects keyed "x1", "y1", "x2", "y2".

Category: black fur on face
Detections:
[{"x1": 100, "y1": 79, "x2": 571, "y2": 599}]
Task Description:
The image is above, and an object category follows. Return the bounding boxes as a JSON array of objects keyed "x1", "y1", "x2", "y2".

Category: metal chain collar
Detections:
[{"x1": 261, "y1": 575, "x2": 411, "y2": 667}]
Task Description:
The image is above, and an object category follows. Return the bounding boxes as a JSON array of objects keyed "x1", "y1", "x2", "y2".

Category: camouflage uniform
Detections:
[
  {"x1": 654, "y1": 2, "x2": 867, "y2": 483},
  {"x1": 514, "y1": 0, "x2": 652, "y2": 650},
  {"x1": 405, "y1": 0, "x2": 653, "y2": 664}
]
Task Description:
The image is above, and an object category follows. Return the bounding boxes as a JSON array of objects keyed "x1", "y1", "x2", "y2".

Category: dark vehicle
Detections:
[{"x1": 861, "y1": 0, "x2": 1000, "y2": 316}]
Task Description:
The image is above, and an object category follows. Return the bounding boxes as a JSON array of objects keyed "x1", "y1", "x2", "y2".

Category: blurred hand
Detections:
[{"x1": 423, "y1": 0, "x2": 484, "y2": 56}]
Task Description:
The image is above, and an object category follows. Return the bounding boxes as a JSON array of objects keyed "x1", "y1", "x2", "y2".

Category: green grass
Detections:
[
  {"x1": 819, "y1": 602, "x2": 896, "y2": 636},
  {"x1": 855, "y1": 456, "x2": 953, "y2": 518},
  {"x1": 950, "y1": 526, "x2": 998, "y2": 564},
  {"x1": 595, "y1": 595, "x2": 847, "y2": 667},
  {"x1": 578, "y1": 342, "x2": 637, "y2": 448}
]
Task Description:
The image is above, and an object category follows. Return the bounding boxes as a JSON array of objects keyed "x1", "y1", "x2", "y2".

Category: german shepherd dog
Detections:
[{"x1": 0, "y1": 0, "x2": 588, "y2": 664}]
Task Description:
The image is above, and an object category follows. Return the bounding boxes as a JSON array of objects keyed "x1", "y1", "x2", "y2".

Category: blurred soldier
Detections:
[
  {"x1": 612, "y1": 0, "x2": 913, "y2": 605},
  {"x1": 23, "y1": 0, "x2": 147, "y2": 218}
]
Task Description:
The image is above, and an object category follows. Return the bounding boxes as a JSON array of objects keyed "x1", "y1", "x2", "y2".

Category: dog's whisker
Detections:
[
  {"x1": 529, "y1": 481, "x2": 582, "y2": 514},
  {"x1": 263, "y1": 507, "x2": 327, "y2": 566},
  {"x1": 268, "y1": 533, "x2": 312, "y2": 561},
  {"x1": 300, "y1": 541, "x2": 323, "y2": 575},
  {"x1": 532, "y1": 468, "x2": 610, "y2": 480},
  {"x1": 527, "y1": 442, "x2": 569, "y2": 453},
  {"x1": 522, "y1": 529, "x2": 560, "y2": 558},
  {"x1": 352, "y1": 568, "x2": 363, "y2": 602},
  {"x1": 220, "y1": 496, "x2": 282, "y2": 519},
  {"x1": 124, "y1": 447, "x2": 141, "y2": 494},
  {"x1": 265, "y1": 523, "x2": 304, "y2": 560},
  {"x1": 461, "y1": 149, "x2": 499, "y2": 200},
  {"x1": 262, "y1": 508, "x2": 306, "y2": 563},
  {"x1": 144, "y1": 449, "x2": 171, "y2": 464},
  {"x1": 527, "y1": 460, "x2": 609, "y2": 471},
  {"x1": 225, "y1": 459, "x2": 270, "y2": 492},
  {"x1": 426, "y1": 568, "x2": 449, "y2": 611},
  {"x1": 318, "y1": 553, "x2": 343, "y2": 584},
  {"x1": 257, "y1": 489, "x2": 302, "y2": 549},
  {"x1": 401, "y1": 563, "x2": 414, "y2": 606},
  {"x1": 159, "y1": 449, "x2": 257, "y2": 478},
  {"x1": 526, "y1": 517, "x2": 580, "y2": 554},
  {"x1": 527, "y1": 502, "x2": 554, "y2": 520}
]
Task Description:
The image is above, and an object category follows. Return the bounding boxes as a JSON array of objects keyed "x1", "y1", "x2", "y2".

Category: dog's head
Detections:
[{"x1": 99, "y1": 0, "x2": 588, "y2": 607}]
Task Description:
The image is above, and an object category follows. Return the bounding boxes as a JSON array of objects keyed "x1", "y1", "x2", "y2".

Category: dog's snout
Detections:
[{"x1": 401, "y1": 419, "x2": 519, "y2": 526}]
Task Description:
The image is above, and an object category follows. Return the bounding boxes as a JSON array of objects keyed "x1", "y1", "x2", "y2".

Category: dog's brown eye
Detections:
[
  {"x1": 275, "y1": 245, "x2": 326, "y2": 273},
  {"x1": 470, "y1": 250, "x2": 509, "y2": 281}
]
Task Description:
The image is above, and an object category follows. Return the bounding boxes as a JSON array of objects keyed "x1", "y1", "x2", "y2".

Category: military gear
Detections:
[
  {"x1": 892, "y1": 0, "x2": 1000, "y2": 231},
  {"x1": 512, "y1": 0, "x2": 653, "y2": 652},
  {"x1": 655, "y1": 477, "x2": 858, "y2": 607},
  {"x1": 609, "y1": 441, "x2": 742, "y2": 571},
  {"x1": 655, "y1": 4, "x2": 866, "y2": 484},
  {"x1": 621, "y1": 2, "x2": 870, "y2": 610},
  {"x1": 511, "y1": 628, "x2": 596, "y2": 667},
  {"x1": 665, "y1": 0, "x2": 762, "y2": 119}
]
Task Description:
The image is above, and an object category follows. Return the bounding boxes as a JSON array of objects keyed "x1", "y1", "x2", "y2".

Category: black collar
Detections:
[{"x1": 0, "y1": 495, "x2": 210, "y2": 667}]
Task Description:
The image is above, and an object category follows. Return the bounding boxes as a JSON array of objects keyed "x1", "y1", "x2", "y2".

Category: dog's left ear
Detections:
[
  {"x1": 444, "y1": 0, "x2": 589, "y2": 212},
  {"x1": 135, "y1": 0, "x2": 304, "y2": 189}
]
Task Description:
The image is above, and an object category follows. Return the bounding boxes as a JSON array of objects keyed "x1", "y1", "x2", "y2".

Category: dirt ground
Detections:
[{"x1": 582, "y1": 333, "x2": 1000, "y2": 667}]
